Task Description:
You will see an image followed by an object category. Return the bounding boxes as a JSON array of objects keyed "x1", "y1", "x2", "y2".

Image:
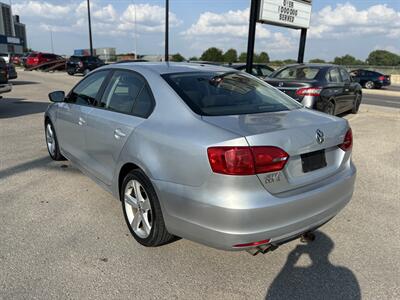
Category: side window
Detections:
[
  {"x1": 328, "y1": 68, "x2": 341, "y2": 83},
  {"x1": 259, "y1": 66, "x2": 273, "y2": 77},
  {"x1": 132, "y1": 85, "x2": 154, "y2": 118},
  {"x1": 340, "y1": 69, "x2": 351, "y2": 82},
  {"x1": 67, "y1": 71, "x2": 109, "y2": 106},
  {"x1": 100, "y1": 70, "x2": 144, "y2": 114}
]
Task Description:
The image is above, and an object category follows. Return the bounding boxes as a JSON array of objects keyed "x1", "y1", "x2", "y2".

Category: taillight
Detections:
[
  {"x1": 207, "y1": 146, "x2": 289, "y2": 175},
  {"x1": 378, "y1": 76, "x2": 385, "y2": 81},
  {"x1": 339, "y1": 128, "x2": 353, "y2": 151},
  {"x1": 295, "y1": 87, "x2": 322, "y2": 97},
  {"x1": 78, "y1": 61, "x2": 84, "y2": 68}
]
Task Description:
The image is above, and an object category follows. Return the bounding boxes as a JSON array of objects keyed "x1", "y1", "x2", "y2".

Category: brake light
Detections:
[
  {"x1": 378, "y1": 76, "x2": 385, "y2": 81},
  {"x1": 233, "y1": 239, "x2": 270, "y2": 248},
  {"x1": 296, "y1": 87, "x2": 322, "y2": 97},
  {"x1": 78, "y1": 61, "x2": 84, "y2": 68},
  {"x1": 207, "y1": 146, "x2": 289, "y2": 175},
  {"x1": 339, "y1": 128, "x2": 353, "y2": 151}
]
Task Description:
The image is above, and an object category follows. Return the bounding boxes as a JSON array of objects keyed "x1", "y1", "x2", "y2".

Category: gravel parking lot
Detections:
[{"x1": 1, "y1": 70, "x2": 399, "y2": 299}]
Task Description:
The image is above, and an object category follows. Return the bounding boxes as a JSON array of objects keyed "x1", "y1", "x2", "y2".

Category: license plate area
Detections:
[{"x1": 301, "y1": 149, "x2": 327, "y2": 173}]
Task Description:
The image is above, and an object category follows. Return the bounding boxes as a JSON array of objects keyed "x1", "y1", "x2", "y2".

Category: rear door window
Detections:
[
  {"x1": 340, "y1": 69, "x2": 351, "y2": 82},
  {"x1": 67, "y1": 70, "x2": 109, "y2": 106},
  {"x1": 259, "y1": 66, "x2": 273, "y2": 77},
  {"x1": 99, "y1": 70, "x2": 145, "y2": 114},
  {"x1": 327, "y1": 68, "x2": 342, "y2": 83}
]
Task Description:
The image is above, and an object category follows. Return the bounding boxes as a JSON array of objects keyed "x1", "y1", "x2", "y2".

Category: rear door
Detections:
[
  {"x1": 56, "y1": 70, "x2": 109, "y2": 162},
  {"x1": 84, "y1": 70, "x2": 154, "y2": 185},
  {"x1": 339, "y1": 68, "x2": 356, "y2": 111},
  {"x1": 326, "y1": 67, "x2": 347, "y2": 113}
]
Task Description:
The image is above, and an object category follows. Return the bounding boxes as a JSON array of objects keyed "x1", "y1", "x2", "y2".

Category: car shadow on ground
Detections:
[
  {"x1": 0, "y1": 98, "x2": 49, "y2": 119},
  {"x1": 0, "y1": 157, "x2": 81, "y2": 180},
  {"x1": 265, "y1": 232, "x2": 360, "y2": 300},
  {"x1": 10, "y1": 80, "x2": 40, "y2": 86}
]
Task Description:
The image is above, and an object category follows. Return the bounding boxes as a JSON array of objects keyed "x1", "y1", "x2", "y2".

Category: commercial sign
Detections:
[{"x1": 259, "y1": 0, "x2": 312, "y2": 29}]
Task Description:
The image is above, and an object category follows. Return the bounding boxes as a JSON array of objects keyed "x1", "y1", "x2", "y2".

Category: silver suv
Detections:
[{"x1": 45, "y1": 63, "x2": 356, "y2": 253}]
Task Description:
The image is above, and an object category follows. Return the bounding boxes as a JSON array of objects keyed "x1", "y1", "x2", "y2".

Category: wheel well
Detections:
[
  {"x1": 44, "y1": 116, "x2": 51, "y2": 126},
  {"x1": 118, "y1": 163, "x2": 140, "y2": 197}
]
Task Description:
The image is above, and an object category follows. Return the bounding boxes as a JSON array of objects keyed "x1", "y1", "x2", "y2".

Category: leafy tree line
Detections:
[
  {"x1": 171, "y1": 49, "x2": 400, "y2": 66},
  {"x1": 171, "y1": 47, "x2": 270, "y2": 64}
]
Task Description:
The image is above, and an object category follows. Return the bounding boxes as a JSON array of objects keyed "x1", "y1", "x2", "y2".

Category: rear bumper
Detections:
[{"x1": 153, "y1": 163, "x2": 356, "y2": 251}]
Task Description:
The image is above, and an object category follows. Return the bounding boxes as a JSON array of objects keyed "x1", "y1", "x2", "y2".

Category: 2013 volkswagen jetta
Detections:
[{"x1": 44, "y1": 62, "x2": 356, "y2": 253}]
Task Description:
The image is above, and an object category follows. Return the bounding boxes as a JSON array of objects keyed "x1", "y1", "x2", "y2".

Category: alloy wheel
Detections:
[
  {"x1": 46, "y1": 123, "x2": 56, "y2": 156},
  {"x1": 124, "y1": 179, "x2": 152, "y2": 239}
]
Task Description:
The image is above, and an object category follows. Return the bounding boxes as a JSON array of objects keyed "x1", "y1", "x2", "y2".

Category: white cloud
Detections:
[
  {"x1": 181, "y1": 8, "x2": 296, "y2": 54},
  {"x1": 309, "y1": 3, "x2": 400, "y2": 39},
  {"x1": 13, "y1": 1, "x2": 71, "y2": 19},
  {"x1": 14, "y1": 1, "x2": 181, "y2": 36}
]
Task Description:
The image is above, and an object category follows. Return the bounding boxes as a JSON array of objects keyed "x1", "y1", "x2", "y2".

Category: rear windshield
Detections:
[
  {"x1": 162, "y1": 72, "x2": 301, "y2": 116},
  {"x1": 28, "y1": 53, "x2": 38, "y2": 57},
  {"x1": 274, "y1": 66, "x2": 321, "y2": 80},
  {"x1": 69, "y1": 56, "x2": 82, "y2": 62}
]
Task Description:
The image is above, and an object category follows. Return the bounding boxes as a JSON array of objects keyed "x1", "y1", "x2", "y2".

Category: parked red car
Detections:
[{"x1": 25, "y1": 52, "x2": 62, "y2": 68}]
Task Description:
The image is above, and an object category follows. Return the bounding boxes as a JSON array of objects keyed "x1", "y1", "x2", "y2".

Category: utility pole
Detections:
[
  {"x1": 297, "y1": 28, "x2": 307, "y2": 63},
  {"x1": 134, "y1": 1, "x2": 138, "y2": 59},
  {"x1": 165, "y1": 0, "x2": 169, "y2": 62},
  {"x1": 246, "y1": 0, "x2": 259, "y2": 73},
  {"x1": 50, "y1": 29, "x2": 54, "y2": 53},
  {"x1": 87, "y1": 0, "x2": 94, "y2": 56}
]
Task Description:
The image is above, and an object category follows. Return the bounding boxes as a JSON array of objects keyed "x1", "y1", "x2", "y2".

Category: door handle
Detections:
[
  {"x1": 114, "y1": 128, "x2": 126, "y2": 139},
  {"x1": 78, "y1": 117, "x2": 86, "y2": 126}
]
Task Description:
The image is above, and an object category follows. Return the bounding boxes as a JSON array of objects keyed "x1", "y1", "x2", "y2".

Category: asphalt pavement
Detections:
[{"x1": 1, "y1": 70, "x2": 399, "y2": 299}]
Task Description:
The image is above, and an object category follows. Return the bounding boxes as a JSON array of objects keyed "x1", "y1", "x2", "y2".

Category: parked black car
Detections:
[
  {"x1": 225, "y1": 63, "x2": 274, "y2": 78},
  {"x1": 0, "y1": 57, "x2": 12, "y2": 95},
  {"x1": 350, "y1": 69, "x2": 391, "y2": 89},
  {"x1": 66, "y1": 55, "x2": 105, "y2": 76},
  {"x1": 266, "y1": 64, "x2": 362, "y2": 115}
]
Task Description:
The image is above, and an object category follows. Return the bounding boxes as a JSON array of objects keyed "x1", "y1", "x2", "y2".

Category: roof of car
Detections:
[
  {"x1": 108, "y1": 62, "x2": 234, "y2": 75},
  {"x1": 282, "y1": 63, "x2": 337, "y2": 68}
]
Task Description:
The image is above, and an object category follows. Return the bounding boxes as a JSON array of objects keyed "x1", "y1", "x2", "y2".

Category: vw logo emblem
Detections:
[
  {"x1": 316, "y1": 129, "x2": 324, "y2": 144},
  {"x1": 278, "y1": 82, "x2": 284, "y2": 87}
]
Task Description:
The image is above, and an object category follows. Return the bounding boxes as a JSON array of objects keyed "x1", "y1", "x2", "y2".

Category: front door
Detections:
[
  {"x1": 56, "y1": 70, "x2": 109, "y2": 162},
  {"x1": 84, "y1": 70, "x2": 154, "y2": 185}
]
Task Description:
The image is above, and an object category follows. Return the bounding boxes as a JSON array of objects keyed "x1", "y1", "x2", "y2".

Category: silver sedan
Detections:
[{"x1": 44, "y1": 62, "x2": 356, "y2": 254}]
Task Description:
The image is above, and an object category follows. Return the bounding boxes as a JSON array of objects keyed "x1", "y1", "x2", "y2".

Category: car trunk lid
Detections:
[
  {"x1": 202, "y1": 108, "x2": 349, "y2": 194},
  {"x1": 265, "y1": 78, "x2": 316, "y2": 100}
]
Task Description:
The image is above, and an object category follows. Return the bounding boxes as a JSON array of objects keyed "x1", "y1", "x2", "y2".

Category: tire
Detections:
[
  {"x1": 121, "y1": 169, "x2": 174, "y2": 247},
  {"x1": 323, "y1": 101, "x2": 335, "y2": 115},
  {"x1": 67, "y1": 70, "x2": 75, "y2": 76},
  {"x1": 365, "y1": 81, "x2": 375, "y2": 89},
  {"x1": 352, "y1": 93, "x2": 362, "y2": 114},
  {"x1": 45, "y1": 120, "x2": 65, "y2": 161}
]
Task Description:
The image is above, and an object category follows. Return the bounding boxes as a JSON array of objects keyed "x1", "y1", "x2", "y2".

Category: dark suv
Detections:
[{"x1": 67, "y1": 56, "x2": 105, "y2": 76}]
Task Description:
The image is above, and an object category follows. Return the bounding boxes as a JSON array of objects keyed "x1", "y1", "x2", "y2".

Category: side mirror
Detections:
[{"x1": 48, "y1": 91, "x2": 65, "y2": 102}]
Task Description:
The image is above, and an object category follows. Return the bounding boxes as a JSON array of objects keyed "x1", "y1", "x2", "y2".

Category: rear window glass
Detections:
[
  {"x1": 162, "y1": 72, "x2": 301, "y2": 116},
  {"x1": 69, "y1": 56, "x2": 82, "y2": 62},
  {"x1": 274, "y1": 66, "x2": 320, "y2": 80},
  {"x1": 28, "y1": 53, "x2": 38, "y2": 57}
]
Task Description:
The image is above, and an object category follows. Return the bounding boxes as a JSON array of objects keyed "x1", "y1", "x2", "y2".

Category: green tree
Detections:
[
  {"x1": 255, "y1": 51, "x2": 270, "y2": 63},
  {"x1": 367, "y1": 50, "x2": 400, "y2": 66},
  {"x1": 283, "y1": 59, "x2": 297, "y2": 64},
  {"x1": 238, "y1": 52, "x2": 247, "y2": 62},
  {"x1": 333, "y1": 55, "x2": 364, "y2": 65},
  {"x1": 309, "y1": 58, "x2": 326, "y2": 63},
  {"x1": 171, "y1": 53, "x2": 185, "y2": 62},
  {"x1": 189, "y1": 56, "x2": 198, "y2": 61},
  {"x1": 200, "y1": 47, "x2": 223, "y2": 62},
  {"x1": 223, "y1": 48, "x2": 238, "y2": 63}
]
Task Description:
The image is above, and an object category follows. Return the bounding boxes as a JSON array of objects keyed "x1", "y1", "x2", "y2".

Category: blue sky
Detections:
[{"x1": 11, "y1": 0, "x2": 400, "y2": 61}]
